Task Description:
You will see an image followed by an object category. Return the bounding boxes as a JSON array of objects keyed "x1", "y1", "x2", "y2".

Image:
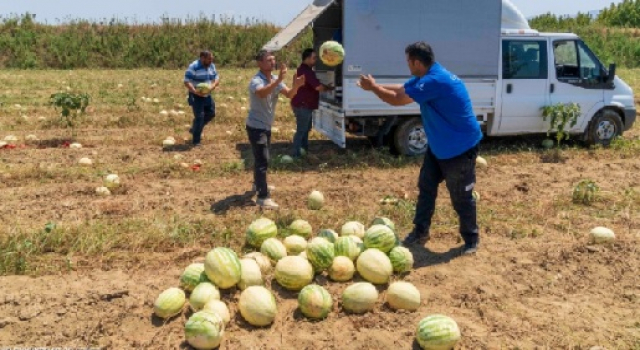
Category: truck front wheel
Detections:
[
  {"x1": 585, "y1": 109, "x2": 623, "y2": 146},
  {"x1": 393, "y1": 117, "x2": 428, "y2": 156}
]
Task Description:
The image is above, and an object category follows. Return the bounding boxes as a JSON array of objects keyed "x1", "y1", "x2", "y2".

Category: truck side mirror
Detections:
[{"x1": 606, "y1": 63, "x2": 616, "y2": 83}]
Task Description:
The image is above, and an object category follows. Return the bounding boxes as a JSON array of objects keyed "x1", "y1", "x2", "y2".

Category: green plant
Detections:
[
  {"x1": 573, "y1": 179, "x2": 599, "y2": 204},
  {"x1": 541, "y1": 102, "x2": 581, "y2": 146},
  {"x1": 49, "y1": 91, "x2": 90, "y2": 138}
]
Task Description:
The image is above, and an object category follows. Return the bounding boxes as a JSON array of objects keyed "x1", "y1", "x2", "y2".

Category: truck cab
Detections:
[{"x1": 264, "y1": 0, "x2": 636, "y2": 155}]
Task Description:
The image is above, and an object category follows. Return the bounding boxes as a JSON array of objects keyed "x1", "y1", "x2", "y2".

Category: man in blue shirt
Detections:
[
  {"x1": 357, "y1": 42, "x2": 483, "y2": 255},
  {"x1": 184, "y1": 50, "x2": 220, "y2": 147}
]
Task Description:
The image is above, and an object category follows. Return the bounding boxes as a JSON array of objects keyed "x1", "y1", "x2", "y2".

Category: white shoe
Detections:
[{"x1": 256, "y1": 198, "x2": 279, "y2": 209}]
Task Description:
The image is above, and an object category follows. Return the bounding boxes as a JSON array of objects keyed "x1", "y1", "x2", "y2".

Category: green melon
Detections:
[
  {"x1": 260, "y1": 238, "x2": 287, "y2": 264},
  {"x1": 306, "y1": 237, "x2": 335, "y2": 272},
  {"x1": 334, "y1": 236, "x2": 362, "y2": 261},
  {"x1": 342, "y1": 282, "x2": 378, "y2": 314},
  {"x1": 274, "y1": 256, "x2": 314, "y2": 291},
  {"x1": 317, "y1": 229, "x2": 339, "y2": 243},
  {"x1": 154, "y1": 287, "x2": 186, "y2": 319},
  {"x1": 416, "y1": 314, "x2": 461, "y2": 350},
  {"x1": 388, "y1": 246, "x2": 414, "y2": 273},
  {"x1": 204, "y1": 247, "x2": 242, "y2": 289},
  {"x1": 283, "y1": 235, "x2": 308, "y2": 254},
  {"x1": 356, "y1": 248, "x2": 393, "y2": 284},
  {"x1": 246, "y1": 218, "x2": 278, "y2": 248},
  {"x1": 288, "y1": 219, "x2": 312, "y2": 239},
  {"x1": 298, "y1": 284, "x2": 333, "y2": 319},
  {"x1": 363, "y1": 224, "x2": 397, "y2": 253},
  {"x1": 179, "y1": 263, "x2": 211, "y2": 292},
  {"x1": 371, "y1": 217, "x2": 395, "y2": 231}
]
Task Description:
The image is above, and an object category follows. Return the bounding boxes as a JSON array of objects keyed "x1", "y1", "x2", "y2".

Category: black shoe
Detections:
[
  {"x1": 189, "y1": 128, "x2": 193, "y2": 135},
  {"x1": 462, "y1": 242, "x2": 479, "y2": 255},
  {"x1": 402, "y1": 230, "x2": 430, "y2": 246}
]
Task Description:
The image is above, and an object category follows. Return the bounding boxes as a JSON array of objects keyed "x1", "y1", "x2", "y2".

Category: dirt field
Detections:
[{"x1": 0, "y1": 69, "x2": 639, "y2": 349}]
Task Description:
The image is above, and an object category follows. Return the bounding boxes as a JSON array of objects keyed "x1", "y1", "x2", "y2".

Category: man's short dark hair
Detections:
[
  {"x1": 255, "y1": 49, "x2": 273, "y2": 62},
  {"x1": 405, "y1": 42, "x2": 435, "y2": 67},
  {"x1": 200, "y1": 50, "x2": 212, "y2": 58},
  {"x1": 302, "y1": 48, "x2": 315, "y2": 61}
]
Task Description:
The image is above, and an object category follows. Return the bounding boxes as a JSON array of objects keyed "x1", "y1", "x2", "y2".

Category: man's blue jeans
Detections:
[
  {"x1": 189, "y1": 93, "x2": 215, "y2": 145},
  {"x1": 292, "y1": 107, "x2": 313, "y2": 157}
]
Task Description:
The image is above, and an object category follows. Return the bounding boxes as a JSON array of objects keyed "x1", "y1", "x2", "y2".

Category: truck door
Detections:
[
  {"x1": 548, "y1": 40, "x2": 605, "y2": 132},
  {"x1": 499, "y1": 39, "x2": 550, "y2": 133}
]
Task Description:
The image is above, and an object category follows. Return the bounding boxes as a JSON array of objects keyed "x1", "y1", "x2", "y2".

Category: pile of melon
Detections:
[{"x1": 152, "y1": 216, "x2": 461, "y2": 350}]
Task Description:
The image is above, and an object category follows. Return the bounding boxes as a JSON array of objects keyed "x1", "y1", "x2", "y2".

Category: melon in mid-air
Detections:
[{"x1": 319, "y1": 41, "x2": 345, "y2": 67}]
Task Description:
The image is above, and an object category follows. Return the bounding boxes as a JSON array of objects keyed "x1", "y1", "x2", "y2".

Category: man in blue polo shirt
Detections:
[
  {"x1": 357, "y1": 41, "x2": 483, "y2": 255},
  {"x1": 184, "y1": 50, "x2": 220, "y2": 147}
]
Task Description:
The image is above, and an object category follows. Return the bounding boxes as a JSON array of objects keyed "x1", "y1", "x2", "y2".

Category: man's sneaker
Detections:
[
  {"x1": 402, "y1": 230, "x2": 430, "y2": 246},
  {"x1": 462, "y1": 242, "x2": 479, "y2": 255},
  {"x1": 256, "y1": 198, "x2": 279, "y2": 210}
]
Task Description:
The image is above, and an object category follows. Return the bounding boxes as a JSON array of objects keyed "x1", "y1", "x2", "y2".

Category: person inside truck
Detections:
[
  {"x1": 357, "y1": 41, "x2": 482, "y2": 256},
  {"x1": 290, "y1": 48, "x2": 335, "y2": 158}
]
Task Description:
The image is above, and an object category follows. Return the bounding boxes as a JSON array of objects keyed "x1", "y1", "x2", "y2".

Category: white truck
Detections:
[{"x1": 264, "y1": 0, "x2": 636, "y2": 155}]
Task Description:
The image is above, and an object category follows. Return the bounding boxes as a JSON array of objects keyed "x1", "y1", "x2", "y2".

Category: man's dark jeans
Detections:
[
  {"x1": 246, "y1": 125, "x2": 271, "y2": 199},
  {"x1": 189, "y1": 93, "x2": 215, "y2": 145},
  {"x1": 414, "y1": 144, "x2": 479, "y2": 245},
  {"x1": 292, "y1": 107, "x2": 313, "y2": 157}
]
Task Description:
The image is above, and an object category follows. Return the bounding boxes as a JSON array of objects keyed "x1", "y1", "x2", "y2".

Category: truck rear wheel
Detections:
[
  {"x1": 585, "y1": 109, "x2": 623, "y2": 146},
  {"x1": 393, "y1": 117, "x2": 428, "y2": 156}
]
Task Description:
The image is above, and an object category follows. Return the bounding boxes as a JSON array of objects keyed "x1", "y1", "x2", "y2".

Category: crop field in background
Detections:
[{"x1": 0, "y1": 66, "x2": 638, "y2": 349}]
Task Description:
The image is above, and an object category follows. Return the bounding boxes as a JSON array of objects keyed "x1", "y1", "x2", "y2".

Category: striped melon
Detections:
[
  {"x1": 371, "y1": 217, "x2": 395, "y2": 231},
  {"x1": 306, "y1": 237, "x2": 335, "y2": 272},
  {"x1": 317, "y1": 229, "x2": 339, "y2": 243},
  {"x1": 416, "y1": 315, "x2": 461, "y2": 350},
  {"x1": 260, "y1": 238, "x2": 287, "y2": 264},
  {"x1": 189, "y1": 282, "x2": 221, "y2": 311},
  {"x1": 154, "y1": 287, "x2": 186, "y2": 319},
  {"x1": 184, "y1": 310, "x2": 225, "y2": 350},
  {"x1": 203, "y1": 300, "x2": 231, "y2": 325},
  {"x1": 389, "y1": 246, "x2": 414, "y2": 273},
  {"x1": 341, "y1": 221, "x2": 365, "y2": 239},
  {"x1": 246, "y1": 217, "x2": 278, "y2": 248},
  {"x1": 363, "y1": 224, "x2": 397, "y2": 253},
  {"x1": 204, "y1": 247, "x2": 242, "y2": 289},
  {"x1": 238, "y1": 258, "x2": 264, "y2": 290},
  {"x1": 329, "y1": 256, "x2": 355, "y2": 282},
  {"x1": 342, "y1": 282, "x2": 378, "y2": 314},
  {"x1": 386, "y1": 282, "x2": 421, "y2": 311},
  {"x1": 298, "y1": 284, "x2": 333, "y2": 319},
  {"x1": 356, "y1": 248, "x2": 393, "y2": 284},
  {"x1": 243, "y1": 252, "x2": 272, "y2": 275},
  {"x1": 238, "y1": 286, "x2": 277, "y2": 327},
  {"x1": 288, "y1": 219, "x2": 312, "y2": 239},
  {"x1": 334, "y1": 236, "x2": 362, "y2": 261},
  {"x1": 274, "y1": 256, "x2": 314, "y2": 291},
  {"x1": 283, "y1": 235, "x2": 308, "y2": 254},
  {"x1": 179, "y1": 263, "x2": 210, "y2": 292}
]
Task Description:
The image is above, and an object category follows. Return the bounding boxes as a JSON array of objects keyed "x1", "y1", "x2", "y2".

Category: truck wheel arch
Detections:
[{"x1": 584, "y1": 108, "x2": 624, "y2": 146}]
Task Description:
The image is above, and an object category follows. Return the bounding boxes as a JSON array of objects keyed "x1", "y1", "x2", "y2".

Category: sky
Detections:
[{"x1": 0, "y1": 1, "x2": 625, "y2": 26}]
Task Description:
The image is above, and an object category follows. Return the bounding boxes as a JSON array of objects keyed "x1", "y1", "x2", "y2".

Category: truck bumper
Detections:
[{"x1": 624, "y1": 108, "x2": 637, "y2": 131}]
